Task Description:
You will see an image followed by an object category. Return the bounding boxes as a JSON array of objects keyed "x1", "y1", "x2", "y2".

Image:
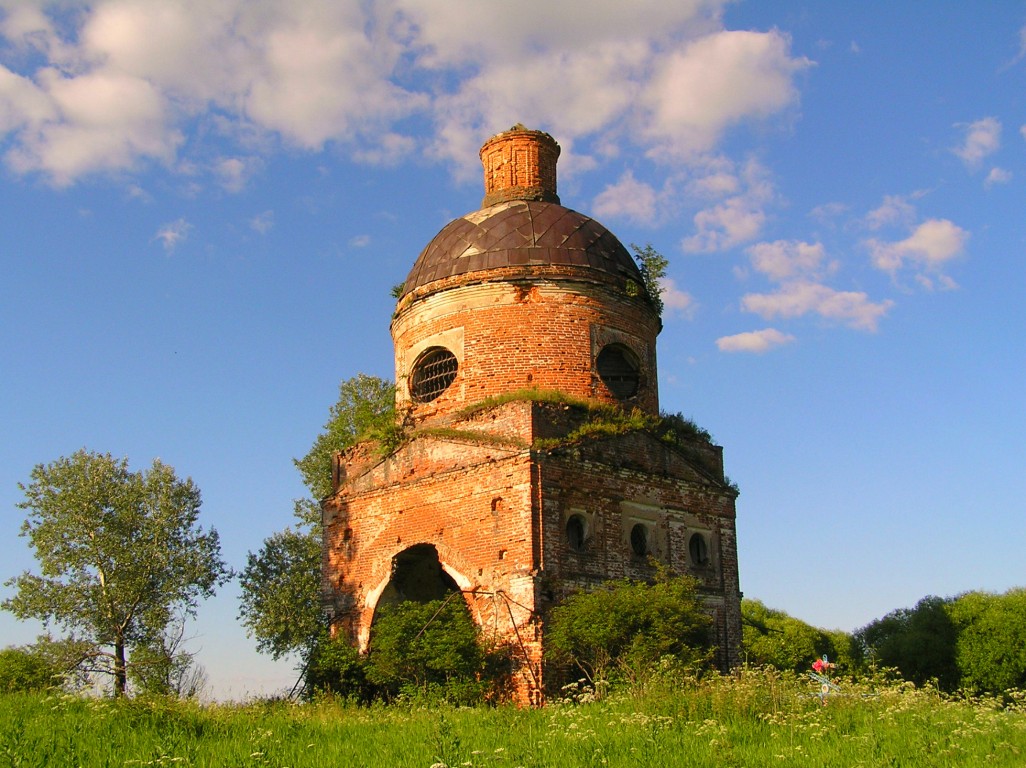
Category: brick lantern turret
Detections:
[{"x1": 480, "y1": 124, "x2": 561, "y2": 207}]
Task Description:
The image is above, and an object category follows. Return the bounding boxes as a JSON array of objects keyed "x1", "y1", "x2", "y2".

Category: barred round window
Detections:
[
  {"x1": 410, "y1": 346, "x2": 458, "y2": 403},
  {"x1": 597, "y1": 344, "x2": 640, "y2": 399}
]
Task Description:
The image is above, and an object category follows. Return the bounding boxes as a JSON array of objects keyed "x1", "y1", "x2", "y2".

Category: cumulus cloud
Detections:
[
  {"x1": 154, "y1": 218, "x2": 192, "y2": 252},
  {"x1": 716, "y1": 328, "x2": 795, "y2": 353},
  {"x1": 215, "y1": 156, "x2": 262, "y2": 192},
  {"x1": 864, "y1": 194, "x2": 920, "y2": 231},
  {"x1": 741, "y1": 281, "x2": 893, "y2": 331},
  {"x1": 866, "y1": 218, "x2": 968, "y2": 277},
  {"x1": 747, "y1": 239, "x2": 830, "y2": 281},
  {"x1": 953, "y1": 117, "x2": 1001, "y2": 169},
  {"x1": 641, "y1": 29, "x2": 812, "y2": 160},
  {"x1": 985, "y1": 167, "x2": 1012, "y2": 186},
  {"x1": 682, "y1": 159, "x2": 775, "y2": 252},
  {"x1": 658, "y1": 277, "x2": 695, "y2": 318},
  {"x1": 0, "y1": 0, "x2": 810, "y2": 186},
  {"x1": 738, "y1": 239, "x2": 892, "y2": 331},
  {"x1": 593, "y1": 171, "x2": 659, "y2": 224}
]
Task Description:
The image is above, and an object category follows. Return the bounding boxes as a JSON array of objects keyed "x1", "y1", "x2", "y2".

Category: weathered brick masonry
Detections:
[{"x1": 323, "y1": 126, "x2": 742, "y2": 703}]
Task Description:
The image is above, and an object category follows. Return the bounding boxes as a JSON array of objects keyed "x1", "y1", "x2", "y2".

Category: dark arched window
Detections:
[
  {"x1": 597, "y1": 344, "x2": 640, "y2": 399},
  {"x1": 629, "y1": 523, "x2": 649, "y2": 557},
  {"x1": 566, "y1": 514, "x2": 587, "y2": 553},
  {"x1": 689, "y1": 533, "x2": 709, "y2": 567},
  {"x1": 410, "y1": 347, "x2": 458, "y2": 403}
]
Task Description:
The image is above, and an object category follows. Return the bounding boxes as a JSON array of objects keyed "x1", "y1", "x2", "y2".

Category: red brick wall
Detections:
[
  {"x1": 324, "y1": 401, "x2": 742, "y2": 702},
  {"x1": 392, "y1": 277, "x2": 661, "y2": 422}
]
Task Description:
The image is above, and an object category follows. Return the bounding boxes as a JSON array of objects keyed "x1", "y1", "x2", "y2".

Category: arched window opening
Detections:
[
  {"x1": 597, "y1": 344, "x2": 640, "y2": 399},
  {"x1": 629, "y1": 523, "x2": 649, "y2": 557},
  {"x1": 566, "y1": 514, "x2": 587, "y2": 553},
  {"x1": 689, "y1": 533, "x2": 709, "y2": 567}
]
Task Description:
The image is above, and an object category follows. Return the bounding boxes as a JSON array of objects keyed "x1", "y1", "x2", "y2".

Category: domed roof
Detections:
[{"x1": 400, "y1": 200, "x2": 644, "y2": 298}]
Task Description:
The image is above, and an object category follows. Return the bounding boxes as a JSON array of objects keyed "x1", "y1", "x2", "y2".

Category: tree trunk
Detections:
[{"x1": 114, "y1": 639, "x2": 127, "y2": 697}]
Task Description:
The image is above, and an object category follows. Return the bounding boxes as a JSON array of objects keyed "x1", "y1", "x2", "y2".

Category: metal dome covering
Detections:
[{"x1": 401, "y1": 200, "x2": 644, "y2": 298}]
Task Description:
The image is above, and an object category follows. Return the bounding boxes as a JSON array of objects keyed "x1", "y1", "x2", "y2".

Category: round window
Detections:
[
  {"x1": 566, "y1": 514, "x2": 586, "y2": 553},
  {"x1": 689, "y1": 533, "x2": 709, "y2": 566},
  {"x1": 597, "y1": 344, "x2": 640, "y2": 399},
  {"x1": 629, "y1": 523, "x2": 649, "y2": 557},
  {"x1": 410, "y1": 346, "x2": 458, "y2": 403}
]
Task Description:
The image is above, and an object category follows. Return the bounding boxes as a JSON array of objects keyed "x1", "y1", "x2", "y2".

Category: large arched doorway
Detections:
[
  {"x1": 375, "y1": 543, "x2": 462, "y2": 607},
  {"x1": 366, "y1": 544, "x2": 496, "y2": 700}
]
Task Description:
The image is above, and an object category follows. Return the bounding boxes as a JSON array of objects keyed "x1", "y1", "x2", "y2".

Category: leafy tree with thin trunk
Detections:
[
  {"x1": 3, "y1": 450, "x2": 230, "y2": 697},
  {"x1": 238, "y1": 374, "x2": 396, "y2": 691}
]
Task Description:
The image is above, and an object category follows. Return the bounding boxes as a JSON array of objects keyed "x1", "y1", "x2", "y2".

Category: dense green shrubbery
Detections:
[
  {"x1": 547, "y1": 573, "x2": 712, "y2": 688},
  {"x1": 0, "y1": 647, "x2": 63, "y2": 693},
  {"x1": 742, "y1": 599, "x2": 857, "y2": 673},
  {"x1": 856, "y1": 588, "x2": 1026, "y2": 695},
  {"x1": 302, "y1": 596, "x2": 509, "y2": 705}
]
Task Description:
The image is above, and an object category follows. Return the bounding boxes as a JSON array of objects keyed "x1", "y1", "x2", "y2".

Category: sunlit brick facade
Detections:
[{"x1": 322, "y1": 126, "x2": 742, "y2": 704}]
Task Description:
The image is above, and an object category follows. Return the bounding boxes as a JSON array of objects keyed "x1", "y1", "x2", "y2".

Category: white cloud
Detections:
[
  {"x1": 658, "y1": 277, "x2": 695, "y2": 318},
  {"x1": 682, "y1": 159, "x2": 775, "y2": 252},
  {"x1": 952, "y1": 117, "x2": 1001, "y2": 169},
  {"x1": 641, "y1": 29, "x2": 811, "y2": 160},
  {"x1": 864, "y1": 194, "x2": 919, "y2": 231},
  {"x1": 866, "y1": 218, "x2": 969, "y2": 275},
  {"x1": 985, "y1": 167, "x2": 1012, "y2": 186},
  {"x1": 716, "y1": 328, "x2": 795, "y2": 353},
  {"x1": 746, "y1": 240, "x2": 828, "y2": 282},
  {"x1": 0, "y1": 1, "x2": 811, "y2": 186},
  {"x1": 249, "y1": 210, "x2": 274, "y2": 234},
  {"x1": 154, "y1": 218, "x2": 192, "y2": 252},
  {"x1": 349, "y1": 234, "x2": 371, "y2": 248},
  {"x1": 741, "y1": 281, "x2": 893, "y2": 331},
  {"x1": 215, "y1": 156, "x2": 262, "y2": 192},
  {"x1": 593, "y1": 171, "x2": 659, "y2": 225}
]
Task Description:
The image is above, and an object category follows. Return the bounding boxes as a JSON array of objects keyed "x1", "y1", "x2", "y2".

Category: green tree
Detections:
[
  {"x1": 238, "y1": 500, "x2": 324, "y2": 665},
  {"x1": 3, "y1": 450, "x2": 230, "y2": 697},
  {"x1": 294, "y1": 374, "x2": 397, "y2": 500},
  {"x1": 547, "y1": 574, "x2": 711, "y2": 686},
  {"x1": 0, "y1": 645, "x2": 63, "y2": 693},
  {"x1": 238, "y1": 375, "x2": 396, "y2": 689},
  {"x1": 631, "y1": 243, "x2": 669, "y2": 317},
  {"x1": 949, "y1": 588, "x2": 1026, "y2": 694},
  {"x1": 128, "y1": 614, "x2": 208, "y2": 698},
  {"x1": 741, "y1": 599, "x2": 843, "y2": 672},
  {"x1": 365, "y1": 596, "x2": 490, "y2": 702},
  {"x1": 855, "y1": 595, "x2": 959, "y2": 690}
]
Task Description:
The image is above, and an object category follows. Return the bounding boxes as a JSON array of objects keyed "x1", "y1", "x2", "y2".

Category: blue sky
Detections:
[{"x1": 1, "y1": 1, "x2": 1024, "y2": 697}]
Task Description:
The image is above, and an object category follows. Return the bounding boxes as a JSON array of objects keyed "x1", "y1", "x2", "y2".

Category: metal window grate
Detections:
[
  {"x1": 410, "y1": 347, "x2": 458, "y2": 403},
  {"x1": 597, "y1": 344, "x2": 640, "y2": 399}
]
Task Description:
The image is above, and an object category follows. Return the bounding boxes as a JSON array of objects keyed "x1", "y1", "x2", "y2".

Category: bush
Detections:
[
  {"x1": 365, "y1": 597, "x2": 504, "y2": 704},
  {"x1": 0, "y1": 646, "x2": 63, "y2": 693},
  {"x1": 741, "y1": 599, "x2": 850, "y2": 673},
  {"x1": 546, "y1": 573, "x2": 712, "y2": 688}
]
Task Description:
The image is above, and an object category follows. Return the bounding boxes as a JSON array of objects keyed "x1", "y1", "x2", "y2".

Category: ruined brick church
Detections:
[{"x1": 322, "y1": 125, "x2": 741, "y2": 703}]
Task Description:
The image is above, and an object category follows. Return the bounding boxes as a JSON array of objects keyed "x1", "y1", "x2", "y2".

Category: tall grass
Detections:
[{"x1": 3, "y1": 668, "x2": 1025, "y2": 767}]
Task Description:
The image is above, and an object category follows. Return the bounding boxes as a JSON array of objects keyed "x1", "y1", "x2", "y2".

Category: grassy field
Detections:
[{"x1": 2, "y1": 669, "x2": 1025, "y2": 767}]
